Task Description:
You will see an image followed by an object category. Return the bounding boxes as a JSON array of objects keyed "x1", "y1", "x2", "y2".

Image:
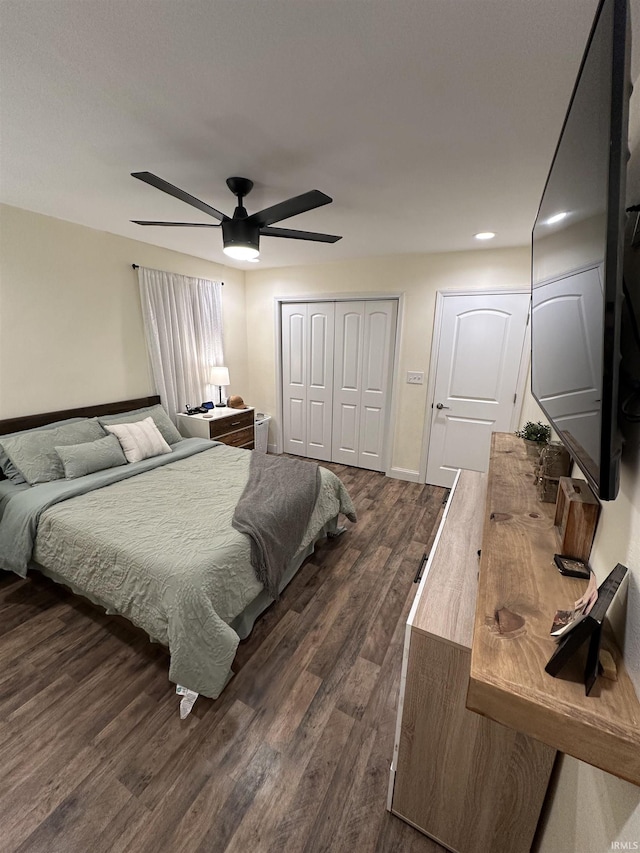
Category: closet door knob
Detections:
[{"x1": 436, "y1": 403, "x2": 450, "y2": 410}]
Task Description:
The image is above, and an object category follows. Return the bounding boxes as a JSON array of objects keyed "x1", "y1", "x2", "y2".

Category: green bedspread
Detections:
[{"x1": 5, "y1": 441, "x2": 355, "y2": 698}]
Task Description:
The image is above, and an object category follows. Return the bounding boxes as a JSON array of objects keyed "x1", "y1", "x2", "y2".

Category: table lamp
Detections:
[{"x1": 210, "y1": 366, "x2": 230, "y2": 407}]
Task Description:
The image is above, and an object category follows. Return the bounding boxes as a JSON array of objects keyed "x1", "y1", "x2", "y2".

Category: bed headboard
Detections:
[{"x1": 0, "y1": 395, "x2": 162, "y2": 436}]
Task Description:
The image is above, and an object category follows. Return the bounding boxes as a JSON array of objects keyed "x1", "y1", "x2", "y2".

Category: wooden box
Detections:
[{"x1": 554, "y1": 477, "x2": 600, "y2": 561}]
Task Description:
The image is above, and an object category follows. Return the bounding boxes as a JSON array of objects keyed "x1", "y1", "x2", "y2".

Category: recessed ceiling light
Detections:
[
  {"x1": 546, "y1": 211, "x2": 568, "y2": 225},
  {"x1": 474, "y1": 231, "x2": 496, "y2": 240}
]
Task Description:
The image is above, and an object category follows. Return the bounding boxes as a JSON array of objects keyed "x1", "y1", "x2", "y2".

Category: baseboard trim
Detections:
[{"x1": 387, "y1": 467, "x2": 421, "y2": 483}]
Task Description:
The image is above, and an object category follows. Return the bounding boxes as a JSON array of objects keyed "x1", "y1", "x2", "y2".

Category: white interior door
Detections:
[{"x1": 425, "y1": 292, "x2": 530, "y2": 487}]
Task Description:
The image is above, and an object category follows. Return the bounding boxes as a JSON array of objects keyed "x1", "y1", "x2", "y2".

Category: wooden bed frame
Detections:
[{"x1": 0, "y1": 395, "x2": 161, "y2": 435}]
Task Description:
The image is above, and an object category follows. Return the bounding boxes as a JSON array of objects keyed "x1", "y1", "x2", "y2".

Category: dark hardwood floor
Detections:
[{"x1": 0, "y1": 462, "x2": 448, "y2": 853}]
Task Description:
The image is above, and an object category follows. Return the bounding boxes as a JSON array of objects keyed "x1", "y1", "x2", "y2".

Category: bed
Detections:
[{"x1": 0, "y1": 396, "x2": 356, "y2": 704}]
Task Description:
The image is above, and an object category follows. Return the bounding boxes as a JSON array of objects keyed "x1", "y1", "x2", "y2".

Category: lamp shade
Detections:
[{"x1": 210, "y1": 366, "x2": 230, "y2": 386}]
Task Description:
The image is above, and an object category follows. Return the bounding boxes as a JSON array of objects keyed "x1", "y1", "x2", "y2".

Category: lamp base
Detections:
[{"x1": 215, "y1": 402, "x2": 226, "y2": 407}]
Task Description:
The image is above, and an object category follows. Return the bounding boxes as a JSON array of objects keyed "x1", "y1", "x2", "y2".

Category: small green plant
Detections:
[{"x1": 515, "y1": 421, "x2": 551, "y2": 443}]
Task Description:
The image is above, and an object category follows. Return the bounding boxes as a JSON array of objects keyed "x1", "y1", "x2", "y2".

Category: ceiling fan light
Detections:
[
  {"x1": 223, "y1": 244, "x2": 260, "y2": 260},
  {"x1": 222, "y1": 218, "x2": 260, "y2": 260}
]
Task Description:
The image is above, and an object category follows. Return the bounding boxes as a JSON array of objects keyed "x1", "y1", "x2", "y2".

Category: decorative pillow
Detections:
[
  {"x1": 104, "y1": 417, "x2": 172, "y2": 463},
  {"x1": 98, "y1": 404, "x2": 182, "y2": 446},
  {"x1": 55, "y1": 434, "x2": 127, "y2": 480},
  {"x1": 0, "y1": 417, "x2": 89, "y2": 484},
  {"x1": 1, "y1": 420, "x2": 107, "y2": 485}
]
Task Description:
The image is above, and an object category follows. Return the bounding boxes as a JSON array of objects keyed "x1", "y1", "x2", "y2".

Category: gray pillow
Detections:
[
  {"x1": 1, "y1": 420, "x2": 107, "y2": 485},
  {"x1": 98, "y1": 404, "x2": 182, "y2": 446},
  {"x1": 0, "y1": 417, "x2": 89, "y2": 484},
  {"x1": 55, "y1": 434, "x2": 127, "y2": 479}
]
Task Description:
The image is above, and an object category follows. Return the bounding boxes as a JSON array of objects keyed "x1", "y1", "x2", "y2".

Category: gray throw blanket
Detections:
[{"x1": 232, "y1": 453, "x2": 321, "y2": 599}]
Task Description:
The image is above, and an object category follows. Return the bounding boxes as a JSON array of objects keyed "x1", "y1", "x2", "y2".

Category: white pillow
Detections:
[{"x1": 104, "y1": 416, "x2": 172, "y2": 463}]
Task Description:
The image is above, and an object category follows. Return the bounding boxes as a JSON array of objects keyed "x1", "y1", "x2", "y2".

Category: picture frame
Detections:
[
  {"x1": 545, "y1": 563, "x2": 628, "y2": 695},
  {"x1": 554, "y1": 554, "x2": 592, "y2": 579}
]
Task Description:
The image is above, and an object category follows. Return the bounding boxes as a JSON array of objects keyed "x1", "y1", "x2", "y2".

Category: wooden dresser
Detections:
[
  {"x1": 176, "y1": 407, "x2": 255, "y2": 449},
  {"x1": 387, "y1": 467, "x2": 555, "y2": 853},
  {"x1": 389, "y1": 433, "x2": 640, "y2": 852}
]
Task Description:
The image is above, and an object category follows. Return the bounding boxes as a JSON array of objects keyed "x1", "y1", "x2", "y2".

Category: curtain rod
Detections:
[{"x1": 131, "y1": 264, "x2": 224, "y2": 284}]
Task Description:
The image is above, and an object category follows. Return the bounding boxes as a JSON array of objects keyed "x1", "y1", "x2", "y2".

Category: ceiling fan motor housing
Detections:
[{"x1": 222, "y1": 217, "x2": 260, "y2": 252}]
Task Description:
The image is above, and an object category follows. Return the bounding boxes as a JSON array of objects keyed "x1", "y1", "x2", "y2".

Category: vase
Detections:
[{"x1": 523, "y1": 438, "x2": 544, "y2": 459}]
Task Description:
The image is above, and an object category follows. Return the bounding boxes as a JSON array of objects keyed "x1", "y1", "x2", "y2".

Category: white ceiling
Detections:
[{"x1": 0, "y1": 0, "x2": 638, "y2": 270}]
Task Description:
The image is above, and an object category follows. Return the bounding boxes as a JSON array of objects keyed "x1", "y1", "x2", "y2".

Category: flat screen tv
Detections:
[{"x1": 531, "y1": 0, "x2": 631, "y2": 500}]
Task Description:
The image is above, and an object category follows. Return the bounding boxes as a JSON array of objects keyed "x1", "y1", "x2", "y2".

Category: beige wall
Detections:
[
  {"x1": 0, "y1": 204, "x2": 248, "y2": 419},
  {"x1": 245, "y1": 247, "x2": 531, "y2": 474}
]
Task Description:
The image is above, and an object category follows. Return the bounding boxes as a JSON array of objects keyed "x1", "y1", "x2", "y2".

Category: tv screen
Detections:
[{"x1": 531, "y1": 0, "x2": 631, "y2": 500}]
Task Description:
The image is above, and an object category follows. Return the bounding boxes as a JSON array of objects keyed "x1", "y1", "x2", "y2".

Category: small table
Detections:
[{"x1": 176, "y1": 407, "x2": 255, "y2": 449}]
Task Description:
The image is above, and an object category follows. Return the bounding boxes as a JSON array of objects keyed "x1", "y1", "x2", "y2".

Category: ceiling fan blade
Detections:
[
  {"x1": 248, "y1": 190, "x2": 332, "y2": 228},
  {"x1": 131, "y1": 172, "x2": 227, "y2": 222},
  {"x1": 131, "y1": 220, "x2": 220, "y2": 227},
  {"x1": 260, "y1": 226, "x2": 342, "y2": 243}
]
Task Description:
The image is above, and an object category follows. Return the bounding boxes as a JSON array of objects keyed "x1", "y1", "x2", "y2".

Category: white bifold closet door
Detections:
[
  {"x1": 332, "y1": 300, "x2": 397, "y2": 469},
  {"x1": 282, "y1": 302, "x2": 335, "y2": 462},
  {"x1": 282, "y1": 299, "x2": 397, "y2": 471}
]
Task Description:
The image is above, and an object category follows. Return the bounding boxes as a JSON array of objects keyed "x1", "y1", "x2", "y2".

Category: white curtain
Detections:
[{"x1": 137, "y1": 267, "x2": 224, "y2": 422}]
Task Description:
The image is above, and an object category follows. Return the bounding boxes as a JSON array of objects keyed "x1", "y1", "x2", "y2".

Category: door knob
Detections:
[{"x1": 436, "y1": 403, "x2": 450, "y2": 410}]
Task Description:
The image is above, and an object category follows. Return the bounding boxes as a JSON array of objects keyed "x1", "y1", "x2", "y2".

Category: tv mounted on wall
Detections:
[{"x1": 531, "y1": 0, "x2": 632, "y2": 501}]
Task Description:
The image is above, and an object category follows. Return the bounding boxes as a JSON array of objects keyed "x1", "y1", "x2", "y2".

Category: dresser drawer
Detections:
[
  {"x1": 217, "y1": 425, "x2": 254, "y2": 448},
  {"x1": 208, "y1": 409, "x2": 254, "y2": 438}
]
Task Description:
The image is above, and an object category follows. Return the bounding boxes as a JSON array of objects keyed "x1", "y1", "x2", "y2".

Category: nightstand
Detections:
[{"x1": 176, "y1": 407, "x2": 255, "y2": 449}]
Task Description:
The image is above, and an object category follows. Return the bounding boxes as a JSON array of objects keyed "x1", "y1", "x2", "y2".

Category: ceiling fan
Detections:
[{"x1": 131, "y1": 172, "x2": 342, "y2": 261}]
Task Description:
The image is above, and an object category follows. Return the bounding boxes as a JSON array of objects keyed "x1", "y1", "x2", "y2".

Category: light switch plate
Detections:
[{"x1": 407, "y1": 371, "x2": 424, "y2": 385}]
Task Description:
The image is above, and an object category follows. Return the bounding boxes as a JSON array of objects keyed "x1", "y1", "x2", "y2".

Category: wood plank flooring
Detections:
[{"x1": 0, "y1": 462, "x2": 448, "y2": 853}]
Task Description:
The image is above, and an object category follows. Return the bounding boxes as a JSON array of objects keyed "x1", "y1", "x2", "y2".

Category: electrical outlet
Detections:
[{"x1": 407, "y1": 371, "x2": 424, "y2": 385}]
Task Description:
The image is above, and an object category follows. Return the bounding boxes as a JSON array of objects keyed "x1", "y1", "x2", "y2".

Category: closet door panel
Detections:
[
  {"x1": 308, "y1": 400, "x2": 331, "y2": 459},
  {"x1": 357, "y1": 301, "x2": 397, "y2": 470},
  {"x1": 340, "y1": 312, "x2": 362, "y2": 390},
  {"x1": 334, "y1": 403, "x2": 359, "y2": 455},
  {"x1": 282, "y1": 304, "x2": 307, "y2": 454},
  {"x1": 360, "y1": 405, "x2": 384, "y2": 461},
  {"x1": 332, "y1": 303, "x2": 364, "y2": 465},
  {"x1": 286, "y1": 398, "x2": 306, "y2": 450},
  {"x1": 306, "y1": 304, "x2": 334, "y2": 461}
]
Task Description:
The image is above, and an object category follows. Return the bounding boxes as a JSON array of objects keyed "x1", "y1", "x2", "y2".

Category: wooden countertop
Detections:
[{"x1": 467, "y1": 433, "x2": 640, "y2": 786}]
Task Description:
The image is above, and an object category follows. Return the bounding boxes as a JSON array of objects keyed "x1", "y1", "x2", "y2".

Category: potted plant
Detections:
[{"x1": 515, "y1": 421, "x2": 551, "y2": 457}]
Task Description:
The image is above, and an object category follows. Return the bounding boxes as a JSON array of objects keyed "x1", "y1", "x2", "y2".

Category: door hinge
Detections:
[{"x1": 513, "y1": 393, "x2": 517, "y2": 404}]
